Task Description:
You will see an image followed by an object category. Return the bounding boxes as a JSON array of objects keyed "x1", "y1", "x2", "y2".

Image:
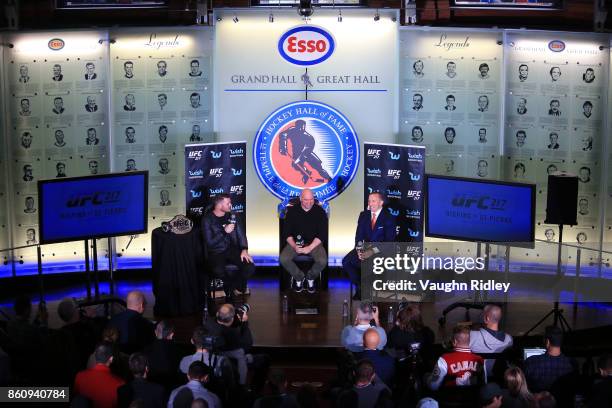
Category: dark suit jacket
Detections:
[
  {"x1": 354, "y1": 209, "x2": 397, "y2": 246},
  {"x1": 354, "y1": 350, "x2": 396, "y2": 387},
  {"x1": 108, "y1": 310, "x2": 155, "y2": 353},
  {"x1": 85, "y1": 73, "x2": 97, "y2": 80},
  {"x1": 202, "y1": 212, "x2": 248, "y2": 256},
  {"x1": 117, "y1": 377, "x2": 165, "y2": 408}
]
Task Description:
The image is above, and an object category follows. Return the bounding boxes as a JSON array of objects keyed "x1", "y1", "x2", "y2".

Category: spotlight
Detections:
[
  {"x1": 374, "y1": 9, "x2": 380, "y2": 21},
  {"x1": 232, "y1": 15, "x2": 239, "y2": 23},
  {"x1": 269, "y1": 13, "x2": 274, "y2": 23},
  {"x1": 298, "y1": 0, "x2": 314, "y2": 18},
  {"x1": 338, "y1": 9, "x2": 342, "y2": 22}
]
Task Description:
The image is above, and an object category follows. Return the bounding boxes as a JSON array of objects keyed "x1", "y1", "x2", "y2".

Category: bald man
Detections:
[
  {"x1": 108, "y1": 291, "x2": 155, "y2": 352},
  {"x1": 280, "y1": 189, "x2": 328, "y2": 293},
  {"x1": 470, "y1": 304, "x2": 513, "y2": 376},
  {"x1": 355, "y1": 328, "x2": 395, "y2": 386},
  {"x1": 427, "y1": 327, "x2": 484, "y2": 390}
]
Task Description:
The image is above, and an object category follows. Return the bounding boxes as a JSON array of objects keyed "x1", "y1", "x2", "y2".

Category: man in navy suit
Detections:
[{"x1": 343, "y1": 192, "x2": 397, "y2": 300}]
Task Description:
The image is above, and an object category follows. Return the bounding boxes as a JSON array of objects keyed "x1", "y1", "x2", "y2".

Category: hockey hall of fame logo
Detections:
[{"x1": 253, "y1": 101, "x2": 360, "y2": 201}]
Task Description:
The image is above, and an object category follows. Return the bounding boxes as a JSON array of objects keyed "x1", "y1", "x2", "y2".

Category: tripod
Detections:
[{"x1": 524, "y1": 224, "x2": 572, "y2": 335}]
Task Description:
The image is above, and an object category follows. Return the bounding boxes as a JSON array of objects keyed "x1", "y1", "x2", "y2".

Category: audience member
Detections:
[
  {"x1": 523, "y1": 327, "x2": 574, "y2": 394},
  {"x1": 253, "y1": 369, "x2": 298, "y2": 408},
  {"x1": 144, "y1": 321, "x2": 181, "y2": 386},
  {"x1": 0, "y1": 346, "x2": 10, "y2": 385},
  {"x1": 57, "y1": 298, "x2": 97, "y2": 371},
  {"x1": 427, "y1": 326, "x2": 485, "y2": 390},
  {"x1": 87, "y1": 326, "x2": 131, "y2": 381},
  {"x1": 191, "y1": 399, "x2": 209, "y2": 408},
  {"x1": 589, "y1": 354, "x2": 612, "y2": 407},
  {"x1": 479, "y1": 382, "x2": 503, "y2": 408},
  {"x1": 6, "y1": 295, "x2": 46, "y2": 347},
  {"x1": 205, "y1": 304, "x2": 252, "y2": 385},
  {"x1": 340, "y1": 359, "x2": 390, "y2": 408},
  {"x1": 280, "y1": 189, "x2": 328, "y2": 293},
  {"x1": 416, "y1": 397, "x2": 439, "y2": 408},
  {"x1": 117, "y1": 353, "x2": 165, "y2": 408},
  {"x1": 74, "y1": 342, "x2": 126, "y2": 408},
  {"x1": 341, "y1": 302, "x2": 387, "y2": 353},
  {"x1": 502, "y1": 366, "x2": 536, "y2": 408},
  {"x1": 355, "y1": 328, "x2": 395, "y2": 387},
  {"x1": 534, "y1": 391, "x2": 557, "y2": 408},
  {"x1": 470, "y1": 304, "x2": 513, "y2": 378},
  {"x1": 386, "y1": 303, "x2": 435, "y2": 360},
  {"x1": 168, "y1": 362, "x2": 222, "y2": 408},
  {"x1": 108, "y1": 291, "x2": 155, "y2": 353},
  {"x1": 180, "y1": 326, "x2": 227, "y2": 378}
]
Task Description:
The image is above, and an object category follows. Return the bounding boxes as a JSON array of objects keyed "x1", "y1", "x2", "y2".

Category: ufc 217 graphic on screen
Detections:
[
  {"x1": 185, "y1": 142, "x2": 246, "y2": 222},
  {"x1": 364, "y1": 143, "x2": 425, "y2": 244},
  {"x1": 253, "y1": 100, "x2": 359, "y2": 202}
]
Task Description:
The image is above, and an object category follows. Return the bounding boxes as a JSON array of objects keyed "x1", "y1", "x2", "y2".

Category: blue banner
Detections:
[{"x1": 364, "y1": 143, "x2": 425, "y2": 243}]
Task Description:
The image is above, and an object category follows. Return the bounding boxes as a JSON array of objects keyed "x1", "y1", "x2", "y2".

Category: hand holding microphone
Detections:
[{"x1": 224, "y1": 213, "x2": 236, "y2": 234}]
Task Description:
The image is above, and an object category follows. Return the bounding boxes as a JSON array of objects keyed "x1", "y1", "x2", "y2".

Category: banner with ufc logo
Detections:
[
  {"x1": 364, "y1": 143, "x2": 425, "y2": 244},
  {"x1": 185, "y1": 142, "x2": 247, "y2": 224}
]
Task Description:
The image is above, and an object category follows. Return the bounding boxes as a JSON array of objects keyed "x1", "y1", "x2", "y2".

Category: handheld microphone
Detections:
[{"x1": 230, "y1": 213, "x2": 237, "y2": 225}]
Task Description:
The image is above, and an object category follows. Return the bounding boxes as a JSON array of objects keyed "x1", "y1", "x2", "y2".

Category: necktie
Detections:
[{"x1": 371, "y1": 212, "x2": 377, "y2": 230}]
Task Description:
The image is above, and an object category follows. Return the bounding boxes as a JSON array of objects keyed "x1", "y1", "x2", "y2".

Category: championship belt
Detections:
[{"x1": 161, "y1": 214, "x2": 193, "y2": 234}]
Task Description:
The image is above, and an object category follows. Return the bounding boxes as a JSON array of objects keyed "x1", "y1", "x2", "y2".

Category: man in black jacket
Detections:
[
  {"x1": 280, "y1": 189, "x2": 328, "y2": 293},
  {"x1": 108, "y1": 291, "x2": 155, "y2": 353},
  {"x1": 202, "y1": 194, "x2": 255, "y2": 301},
  {"x1": 117, "y1": 353, "x2": 166, "y2": 408}
]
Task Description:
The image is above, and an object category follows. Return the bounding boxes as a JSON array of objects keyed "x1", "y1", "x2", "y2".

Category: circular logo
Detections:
[
  {"x1": 253, "y1": 100, "x2": 359, "y2": 201},
  {"x1": 548, "y1": 40, "x2": 565, "y2": 53},
  {"x1": 278, "y1": 26, "x2": 335, "y2": 66},
  {"x1": 48, "y1": 38, "x2": 65, "y2": 51}
]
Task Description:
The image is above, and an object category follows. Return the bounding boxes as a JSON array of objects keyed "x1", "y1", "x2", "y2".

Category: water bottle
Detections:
[
  {"x1": 387, "y1": 306, "x2": 394, "y2": 325},
  {"x1": 342, "y1": 299, "x2": 349, "y2": 318},
  {"x1": 282, "y1": 295, "x2": 289, "y2": 313}
]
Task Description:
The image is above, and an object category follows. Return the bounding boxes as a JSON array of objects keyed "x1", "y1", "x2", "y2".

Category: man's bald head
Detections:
[
  {"x1": 126, "y1": 291, "x2": 146, "y2": 314},
  {"x1": 217, "y1": 303, "x2": 235, "y2": 325},
  {"x1": 363, "y1": 328, "x2": 380, "y2": 350},
  {"x1": 483, "y1": 304, "x2": 502, "y2": 329},
  {"x1": 452, "y1": 326, "x2": 470, "y2": 348},
  {"x1": 300, "y1": 189, "x2": 315, "y2": 211}
]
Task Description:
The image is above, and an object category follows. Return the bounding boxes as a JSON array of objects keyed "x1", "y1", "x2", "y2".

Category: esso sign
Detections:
[
  {"x1": 278, "y1": 26, "x2": 335, "y2": 66},
  {"x1": 548, "y1": 40, "x2": 566, "y2": 53}
]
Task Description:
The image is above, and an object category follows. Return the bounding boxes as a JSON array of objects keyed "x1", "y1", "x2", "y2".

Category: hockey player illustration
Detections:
[{"x1": 279, "y1": 119, "x2": 332, "y2": 185}]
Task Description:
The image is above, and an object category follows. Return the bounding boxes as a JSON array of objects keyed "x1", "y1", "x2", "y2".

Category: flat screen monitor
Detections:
[
  {"x1": 38, "y1": 172, "x2": 148, "y2": 244},
  {"x1": 425, "y1": 175, "x2": 535, "y2": 246}
]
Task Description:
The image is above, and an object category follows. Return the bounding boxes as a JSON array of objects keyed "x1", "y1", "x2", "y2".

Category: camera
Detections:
[
  {"x1": 236, "y1": 303, "x2": 250, "y2": 318},
  {"x1": 202, "y1": 334, "x2": 220, "y2": 351}
]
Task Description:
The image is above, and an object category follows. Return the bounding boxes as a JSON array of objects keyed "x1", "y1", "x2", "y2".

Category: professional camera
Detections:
[
  {"x1": 236, "y1": 303, "x2": 250, "y2": 319},
  {"x1": 202, "y1": 334, "x2": 221, "y2": 351}
]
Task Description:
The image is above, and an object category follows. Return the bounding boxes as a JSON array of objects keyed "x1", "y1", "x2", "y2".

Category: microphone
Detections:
[{"x1": 230, "y1": 213, "x2": 237, "y2": 225}]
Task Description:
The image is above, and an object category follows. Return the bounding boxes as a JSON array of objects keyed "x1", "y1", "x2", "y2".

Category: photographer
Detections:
[
  {"x1": 205, "y1": 304, "x2": 253, "y2": 385},
  {"x1": 341, "y1": 301, "x2": 387, "y2": 353},
  {"x1": 180, "y1": 326, "x2": 227, "y2": 378}
]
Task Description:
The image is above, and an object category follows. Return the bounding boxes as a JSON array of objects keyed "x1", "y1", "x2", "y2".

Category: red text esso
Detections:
[{"x1": 278, "y1": 26, "x2": 335, "y2": 66}]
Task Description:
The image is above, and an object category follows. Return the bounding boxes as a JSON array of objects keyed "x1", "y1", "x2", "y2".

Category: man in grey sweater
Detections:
[
  {"x1": 470, "y1": 304, "x2": 513, "y2": 377},
  {"x1": 341, "y1": 302, "x2": 387, "y2": 353}
]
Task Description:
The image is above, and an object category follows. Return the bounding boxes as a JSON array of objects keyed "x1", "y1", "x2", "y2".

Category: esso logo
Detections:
[
  {"x1": 278, "y1": 26, "x2": 335, "y2": 66},
  {"x1": 548, "y1": 40, "x2": 565, "y2": 53},
  {"x1": 48, "y1": 38, "x2": 65, "y2": 51}
]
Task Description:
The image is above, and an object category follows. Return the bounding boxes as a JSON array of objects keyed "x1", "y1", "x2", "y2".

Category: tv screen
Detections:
[
  {"x1": 451, "y1": 0, "x2": 562, "y2": 9},
  {"x1": 425, "y1": 175, "x2": 535, "y2": 245},
  {"x1": 38, "y1": 172, "x2": 148, "y2": 244}
]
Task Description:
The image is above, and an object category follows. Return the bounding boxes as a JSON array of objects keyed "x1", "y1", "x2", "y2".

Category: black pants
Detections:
[{"x1": 207, "y1": 247, "x2": 256, "y2": 295}]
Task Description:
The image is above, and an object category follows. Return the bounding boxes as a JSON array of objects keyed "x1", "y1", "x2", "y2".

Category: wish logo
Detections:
[
  {"x1": 188, "y1": 150, "x2": 203, "y2": 160},
  {"x1": 367, "y1": 149, "x2": 381, "y2": 159},
  {"x1": 407, "y1": 190, "x2": 421, "y2": 200},
  {"x1": 367, "y1": 168, "x2": 382, "y2": 177},
  {"x1": 209, "y1": 168, "x2": 223, "y2": 178},
  {"x1": 408, "y1": 152, "x2": 423, "y2": 161},
  {"x1": 188, "y1": 169, "x2": 204, "y2": 179},
  {"x1": 210, "y1": 151, "x2": 222, "y2": 159},
  {"x1": 409, "y1": 172, "x2": 421, "y2": 181},
  {"x1": 452, "y1": 195, "x2": 506, "y2": 211},
  {"x1": 231, "y1": 168, "x2": 243, "y2": 176},
  {"x1": 408, "y1": 228, "x2": 420, "y2": 238},
  {"x1": 190, "y1": 189, "x2": 202, "y2": 198},
  {"x1": 388, "y1": 208, "x2": 400, "y2": 217},
  {"x1": 232, "y1": 203, "x2": 245, "y2": 212},
  {"x1": 253, "y1": 100, "x2": 359, "y2": 201},
  {"x1": 386, "y1": 189, "x2": 402, "y2": 199},
  {"x1": 406, "y1": 209, "x2": 421, "y2": 219},
  {"x1": 388, "y1": 151, "x2": 400, "y2": 160},
  {"x1": 230, "y1": 147, "x2": 244, "y2": 157},
  {"x1": 387, "y1": 169, "x2": 402, "y2": 179},
  {"x1": 209, "y1": 187, "x2": 224, "y2": 195}
]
